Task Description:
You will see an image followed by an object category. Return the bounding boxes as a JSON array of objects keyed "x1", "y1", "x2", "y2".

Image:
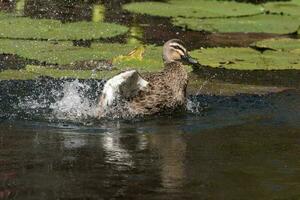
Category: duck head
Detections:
[{"x1": 163, "y1": 39, "x2": 198, "y2": 65}]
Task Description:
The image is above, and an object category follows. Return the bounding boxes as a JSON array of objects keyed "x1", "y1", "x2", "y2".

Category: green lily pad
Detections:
[
  {"x1": 0, "y1": 46, "x2": 164, "y2": 79},
  {"x1": 264, "y1": 0, "x2": 300, "y2": 16},
  {"x1": 0, "y1": 12, "x2": 128, "y2": 40},
  {"x1": 0, "y1": 11, "x2": 11, "y2": 19},
  {"x1": 123, "y1": 0, "x2": 263, "y2": 19},
  {"x1": 173, "y1": 14, "x2": 300, "y2": 34},
  {"x1": 0, "y1": 39, "x2": 166, "y2": 74},
  {"x1": 0, "y1": 39, "x2": 138, "y2": 65},
  {"x1": 251, "y1": 38, "x2": 300, "y2": 51},
  {"x1": 0, "y1": 65, "x2": 119, "y2": 80},
  {"x1": 191, "y1": 47, "x2": 300, "y2": 70}
]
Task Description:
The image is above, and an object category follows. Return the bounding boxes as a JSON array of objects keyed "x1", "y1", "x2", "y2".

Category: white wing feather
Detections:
[{"x1": 98, "y1": 70, "x2": 149, "y2": 116}]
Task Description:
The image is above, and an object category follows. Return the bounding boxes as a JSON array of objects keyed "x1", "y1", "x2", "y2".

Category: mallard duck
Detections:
[{"x1": 97, "y1": 39, "x2": 198, "y2": 118}]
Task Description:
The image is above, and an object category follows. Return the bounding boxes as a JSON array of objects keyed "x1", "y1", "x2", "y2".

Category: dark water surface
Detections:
[
  {"x1": 0, "y1": 78, "x2": 300, "y2": 199},
  {"x1": 1, "y1": 119, "x2": 300, "y2": 200}
]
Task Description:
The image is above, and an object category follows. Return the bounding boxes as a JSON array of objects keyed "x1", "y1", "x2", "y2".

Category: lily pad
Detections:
[
  {"x1": 123, "y1": 0, "x2": 263, "y2": 19},
  {"x1": 0, "y1": 39, "x2": 138, "y2": 65},
  {"x1": 191, "y1": 47, "x2": 300, "y2": 70},
  {"x1": 0, "y1": 65, "x2": 119, "y2": 80},
  {"x1": 0, "y1": 12, "x2": 128, "y2": 40},
  {"x1": 0, "y1": 11, "x2": 11, "y2": 19},
  {"x1": 0, "y1": 39, "x2": 166, "y2": 73},
  {"x1": 173, "y1": 14, "x2": 300, "y2": 34},
  {"x1": 264, "y1": 0, "x2": 300, "y2": 16},
  {"x1": 251, "y1": 38, "x2": 300, "y2": 51}
]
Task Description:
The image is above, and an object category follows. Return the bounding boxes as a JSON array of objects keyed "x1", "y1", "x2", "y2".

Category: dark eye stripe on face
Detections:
[{"x1": 170, "y1": 43, "x2": 186, "y2": 54}]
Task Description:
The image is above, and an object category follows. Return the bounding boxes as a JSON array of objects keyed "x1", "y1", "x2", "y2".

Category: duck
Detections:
[{"x1": 97, "y1": 39, "x2": 198, "y2": 119}]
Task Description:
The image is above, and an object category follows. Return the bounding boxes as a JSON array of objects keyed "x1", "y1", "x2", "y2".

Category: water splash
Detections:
[
  {"x1": 186, "y1": 97, "x2": 208, "y2": 114},
  {"x1": 186, "y1": 74, "x2": 217, "y2": 114},
  {"x1": 50, "y1": 79, "x2": 100, "y2": 122},
  {"x1": 0, "y1": 78, "x2": 104, "y2": 122}
]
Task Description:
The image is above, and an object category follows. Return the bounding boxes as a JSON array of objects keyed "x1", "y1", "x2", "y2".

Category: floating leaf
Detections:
[
  {"x1": 123, "y1": 0, "x2": 263, "y2": 19},
  {"x1": 174, "y1": 14, "x2": 300, "y2": 34},
  {"x1": 191, "y1": 47, "x2": 300, "y2": 70},
  {"x1": 0, "y1": 65, "x2": 119, "y2": 80},
  {"x1": 251, "y1": 38, "x2": 300, "y2": 51},
  {"x1": 0, "y1": 39, "x2": 137, "y2": 65},
  {"x1": 0, "y1": 12, "x2": 128, "y2": 40},
  {"x1": 0, "y1": 11, "x2": 11, "y2": 19},
  {"x1": 0, "y1": 39, "x2": 166, "y2": 74},
  {"x1": 113, "y1": 46, "x2": 145, "y2": 63},
  {"x1": 264, "y1": 0, "x2": 300, "y2": 16}
]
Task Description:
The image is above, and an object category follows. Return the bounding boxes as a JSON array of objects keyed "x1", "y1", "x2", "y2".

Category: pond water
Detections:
[
  {"x1": 1, "y1": 0, "x2": 300, "y2": 199},
  {"x1": 0, "y1": 78, "x2": 300, "y2": 199}
]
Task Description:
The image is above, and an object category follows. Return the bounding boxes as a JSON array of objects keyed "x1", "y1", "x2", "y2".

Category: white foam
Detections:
[{"x1": 50, "y1": 80, "x2": 98, "y2": 121}]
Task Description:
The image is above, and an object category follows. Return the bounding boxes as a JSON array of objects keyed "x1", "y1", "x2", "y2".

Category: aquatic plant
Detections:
[
  {"x1": 251, "y1": 38, "x2": 300, "y2": 51},
  {"x1": 0, "y1": 65, "x2": 119, "y2": 80},
  {"x1": 123, "y1": 0, "x2": 263, "y2": 18},
  {"x1": 174, "y1": 14, "x2": 300, "y2": 34},
  {"x1": 0, "y1": 39, "x2": 138, "y2": 65},
  {"x1": 0, "y1": 11, "x2": 128, "y2": 40},
  {"x1": 263, "y1": 0, "x2": 300, "y2": 16},
  {"x1": 124, "y1": 0, "x2": 300, "y2": 34},
  {"x1": 0, "y1": 40, "x2": 165, "y2": 79},
  {"x1": 1, "y1": 38, "x2": 300, "y2": 80},
  {"x1": 191, "y1": 46, "x2": 300, "y2": 70}
]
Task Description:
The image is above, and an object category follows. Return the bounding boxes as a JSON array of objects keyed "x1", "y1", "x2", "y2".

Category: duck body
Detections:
[
  {"x1": 97, "y1": 39, "x2": 197, "y2": 119},
  {"x1": 128, "y1": 61, "x2": 188, "y2": 117}
]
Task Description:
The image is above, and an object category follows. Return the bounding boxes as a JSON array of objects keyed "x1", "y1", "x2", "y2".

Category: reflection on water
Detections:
[
  {"x1": 0, "y1": 77, "x2": 299, "y2": 199},
  {"x1": 0, "y1": 76, "x2": 299, "y2": 199},
  {"x1": 3, "y1": 81, "x2": 299, "y2": 199},
  {"x1": 0, "y1": 114, "x2": 300, "y2": 199},
  {"x1": 102, "y1": 131, "x2": 134, "y2": 168},
  {"x1": 149, "y1": 131, "x2": 187, "y2": 190}
]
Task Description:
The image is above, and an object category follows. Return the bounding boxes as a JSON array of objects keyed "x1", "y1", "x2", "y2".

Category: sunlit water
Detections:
[{"x1": 0, "y1": 78, "x2": 300, "y2": 199}]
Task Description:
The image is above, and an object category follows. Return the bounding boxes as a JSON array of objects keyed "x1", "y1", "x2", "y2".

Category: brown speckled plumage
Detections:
[
  {"x1": 128, "y1": 62, "x2": 188, "y2": 116},
  {"x1": 98, "y1": 39, "x2": 198, "y2": 118}
]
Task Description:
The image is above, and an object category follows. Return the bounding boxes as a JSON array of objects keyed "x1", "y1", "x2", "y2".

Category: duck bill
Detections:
[{"x1": 184, "y1": 54, "x2": 198, "y2": 65}]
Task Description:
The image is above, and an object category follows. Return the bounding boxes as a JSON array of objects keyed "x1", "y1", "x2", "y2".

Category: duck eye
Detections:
[{"x1": 170, "y1": 44, "x2": 186, "y2": 54}]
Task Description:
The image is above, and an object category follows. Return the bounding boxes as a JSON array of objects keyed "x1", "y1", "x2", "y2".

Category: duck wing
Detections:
[
  {"x1": 128, "y1": 77, "x2": 182, "y2": 116},
  {"x1": 98, "y1": 70, "x2": 149, "y2": 111}
]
